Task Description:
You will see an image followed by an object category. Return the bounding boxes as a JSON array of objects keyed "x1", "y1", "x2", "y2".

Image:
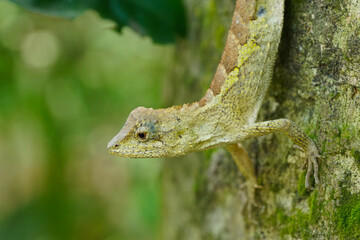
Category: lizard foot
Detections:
[{"x1": 303, "y1": 142, "x2": 320, "y2": 189}]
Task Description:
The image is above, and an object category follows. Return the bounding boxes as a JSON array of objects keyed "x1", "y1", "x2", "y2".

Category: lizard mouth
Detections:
[{"x1": 108, "y1": 148, "x2": 162, "y2": 158}]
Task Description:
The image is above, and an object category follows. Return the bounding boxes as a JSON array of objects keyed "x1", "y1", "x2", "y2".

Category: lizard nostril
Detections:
[{"x1": 114, "y1": 144, "x2": 119, "y2": 148}]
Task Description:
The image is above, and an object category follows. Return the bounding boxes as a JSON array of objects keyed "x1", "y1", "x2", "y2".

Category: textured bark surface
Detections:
[{"x1": 162, "y1": 0, "x2": 360, "y2": 239}]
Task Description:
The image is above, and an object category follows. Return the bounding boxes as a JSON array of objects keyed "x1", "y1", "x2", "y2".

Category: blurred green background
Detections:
[{"x1": 0, "y1": 1, "x2": 174, "y2": 239}]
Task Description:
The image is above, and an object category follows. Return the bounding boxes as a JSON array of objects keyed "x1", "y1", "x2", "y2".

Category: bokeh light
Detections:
[{"x1": 21, "y1": 30, "x2": 60, "y2": 69}]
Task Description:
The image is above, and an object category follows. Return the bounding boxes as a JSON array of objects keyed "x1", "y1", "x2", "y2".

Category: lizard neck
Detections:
[{"x1": 173, "y1": 98, "x2": 238, "y2": 153}]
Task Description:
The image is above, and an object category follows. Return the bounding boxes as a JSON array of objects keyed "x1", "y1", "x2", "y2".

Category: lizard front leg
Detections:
[{"x1": 240, "y1": 119, "x2": 320, "y2": 189}]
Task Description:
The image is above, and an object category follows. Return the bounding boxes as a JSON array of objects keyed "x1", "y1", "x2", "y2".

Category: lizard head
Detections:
[{"x1": 107, "y1": 106, "x2": 189, "y2": 158}]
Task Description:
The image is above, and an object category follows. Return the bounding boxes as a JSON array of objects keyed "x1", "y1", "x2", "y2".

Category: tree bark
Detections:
[{"x1": 162, "y1": 0, "x2": 360, "y2": 239}]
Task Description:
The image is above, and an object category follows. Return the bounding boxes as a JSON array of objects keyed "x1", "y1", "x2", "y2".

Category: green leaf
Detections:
[{"x1": 9, "y1": 0, "x2": 187, "y2": 43}]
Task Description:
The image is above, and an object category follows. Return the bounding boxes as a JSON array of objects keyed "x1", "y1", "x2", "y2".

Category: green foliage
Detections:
[
  {"x1": 9, "y1": 0, "x2": 187, "y2": 43},
  {"x1": 0, "y1": 2, "x2": 171, "y2": 239}
]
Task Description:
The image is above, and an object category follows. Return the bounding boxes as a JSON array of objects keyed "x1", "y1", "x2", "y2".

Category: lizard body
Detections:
[{"x1": 108, "y1": 0, "x2": 319, "y2": 188}]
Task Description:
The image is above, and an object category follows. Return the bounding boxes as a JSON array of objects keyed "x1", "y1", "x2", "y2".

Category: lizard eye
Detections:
[
  {"x1": 135, "y1": 126, "x2": 150, "y2": 142},
  {"x1": 137, "y1": 132, "x2": 147, "y2": 140}
]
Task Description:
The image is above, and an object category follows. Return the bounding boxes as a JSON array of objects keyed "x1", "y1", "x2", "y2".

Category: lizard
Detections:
[{"x1": 107, "y1": 0, "x2": 320, "y2": 190}]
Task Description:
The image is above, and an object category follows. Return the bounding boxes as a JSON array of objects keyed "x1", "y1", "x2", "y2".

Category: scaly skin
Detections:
[{"x1": 108, "y1": 0, "x2": 320, "y2": 189}]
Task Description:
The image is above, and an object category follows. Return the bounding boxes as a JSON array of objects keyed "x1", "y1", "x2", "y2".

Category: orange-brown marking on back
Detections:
[
  {"x1": 198, "y1": 89, "x2": 215, "y2": 107},
  {"x1": 205, "y1": 0, "x2": 256, "y2": 99}
]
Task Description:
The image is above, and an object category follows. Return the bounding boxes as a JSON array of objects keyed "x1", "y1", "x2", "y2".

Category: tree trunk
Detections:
[{"x1": 162, "y1": 0, "x2": 360, "y2": 239}]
